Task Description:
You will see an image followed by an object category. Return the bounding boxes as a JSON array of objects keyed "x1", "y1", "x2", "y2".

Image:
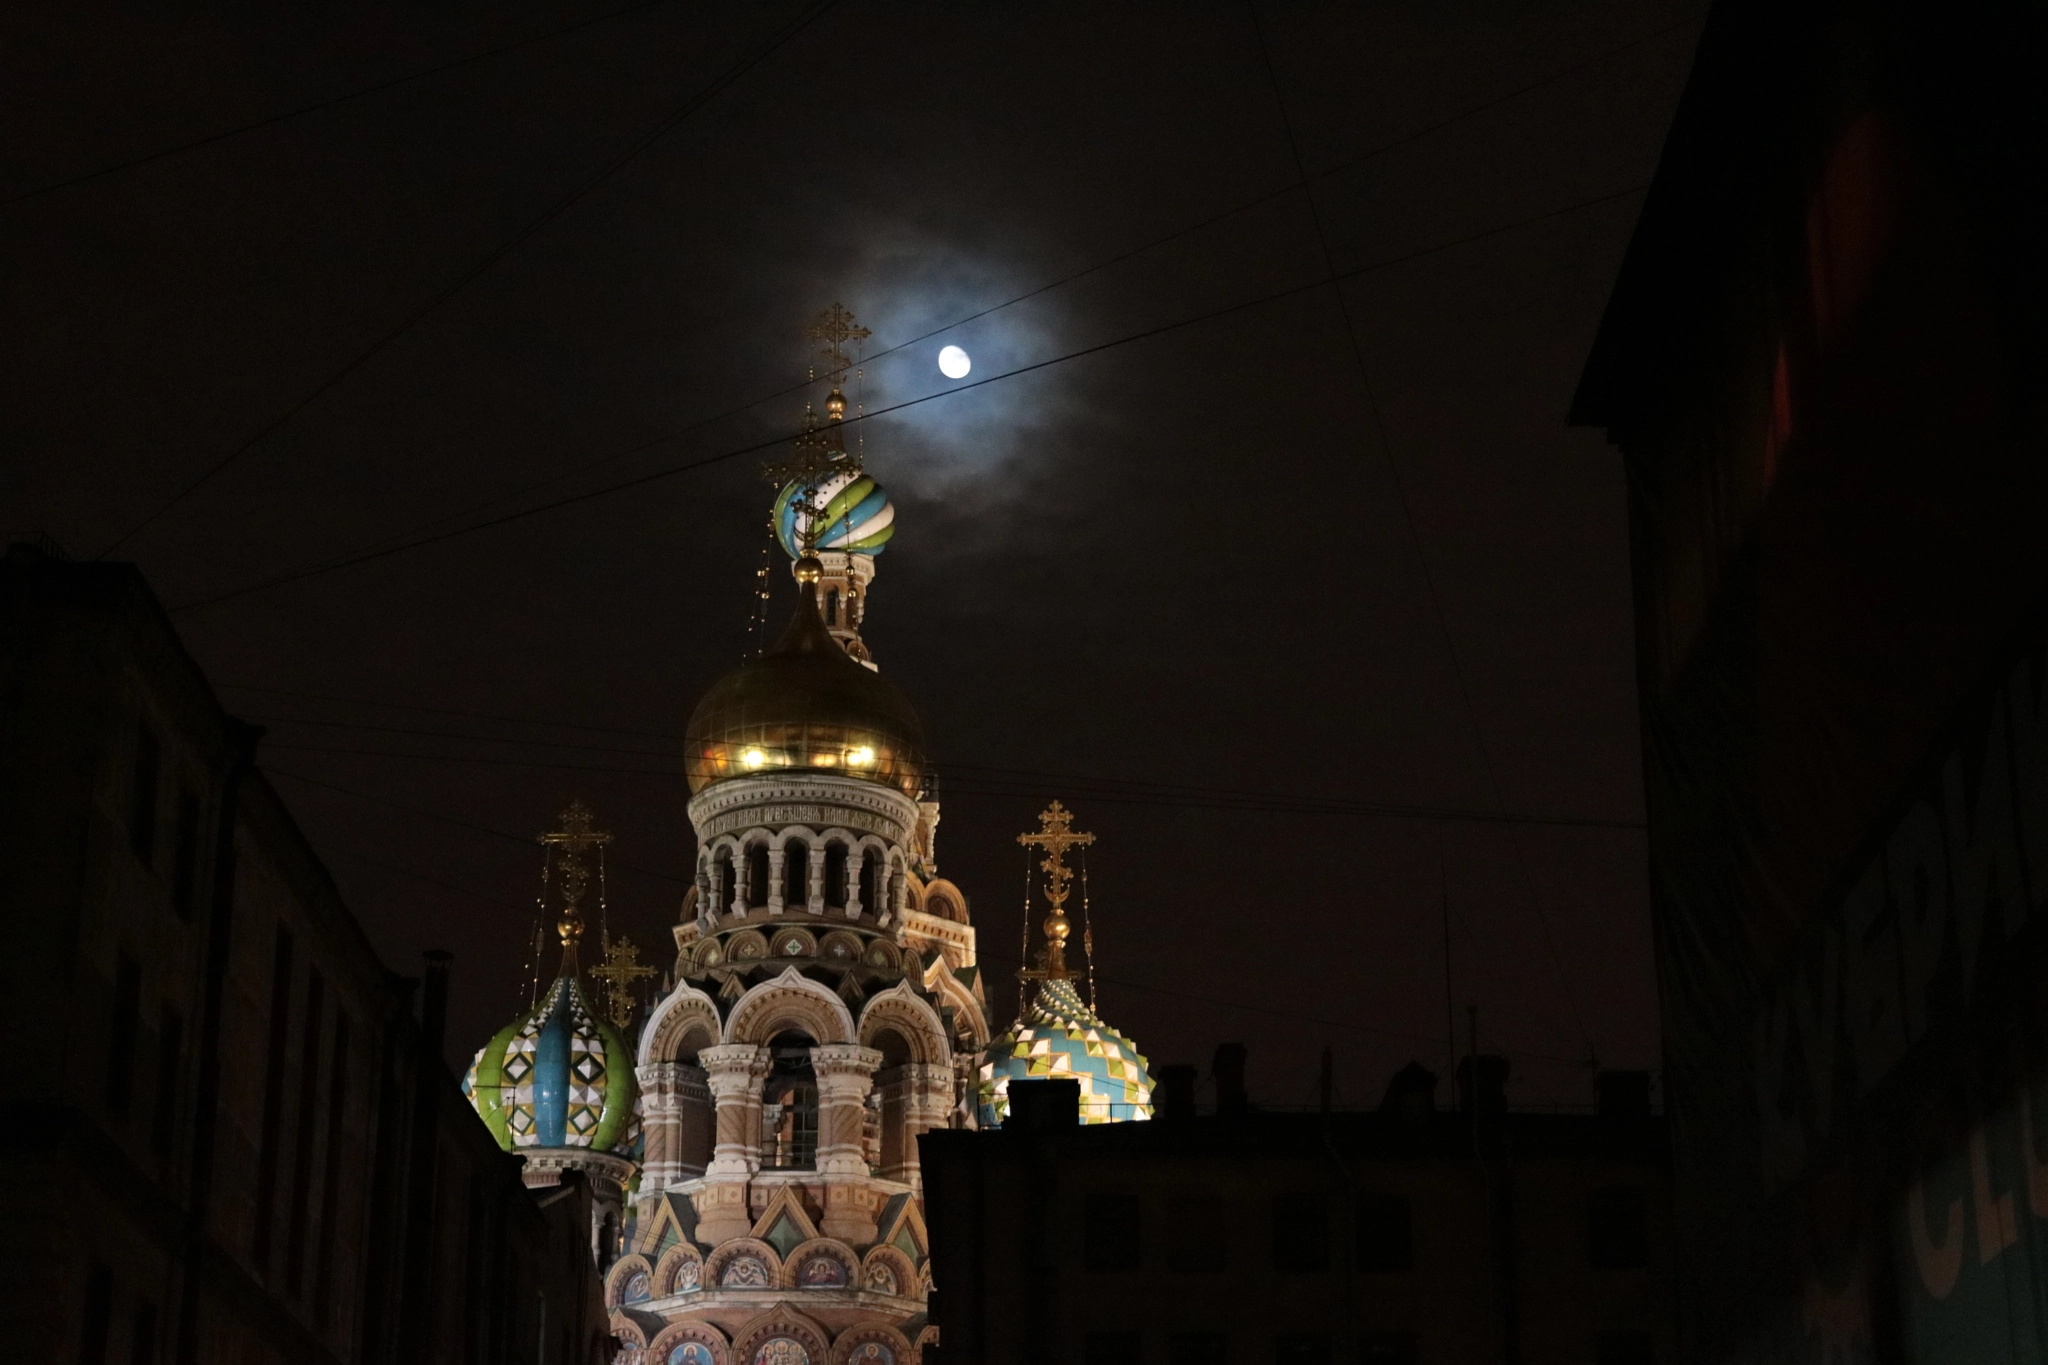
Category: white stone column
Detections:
[
  {"x1": 846, "y1": 849, "x2": 867, "y2": 919},
  {"x1": 697, "y1": 1044, "x2": 769, "y2": 1244},
  {"x1": 637, "y1": 1061, "x2": 686, "y2": 1190},
  {"x1": 732, "y1": 853, "x2": 751, "y2": 915},
  {"x1": 812, "y1": 1044, "x2": 884, "y2": 1243},
  {"x1": 878, "y1": 1062, "x2": 954, "y2": 1190},
  {"x1": 807, "y1": 847, "x2": 827, "y2": 914},
  {"x1": 767, "y1": 848, "x2": 787, "y2": 914}
]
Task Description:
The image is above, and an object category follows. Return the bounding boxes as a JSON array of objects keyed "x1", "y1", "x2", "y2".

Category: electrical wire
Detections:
[
  {"x1": 1249, "y1": 1, "x2": 1597, "y2": 1060},
  {"x1": 95, "y1": 0, "x2": 841, "y2": 559},
  {"x1": 167, "y1": 178, "x2": 1650, "y2": 615},
  {"x1": 243, "y1": 10, "x2": 1704, "y2": 573},
  {"x1": 280, "y1": 767, "x2": 1590, "y2": 1069},
  {"x1": 0, "y1": 0, "x2": 679, "y2": 208}
]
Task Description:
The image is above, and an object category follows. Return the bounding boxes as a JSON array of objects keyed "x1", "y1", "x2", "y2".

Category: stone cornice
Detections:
[{"x1": 688, "y1": 774, "x2": 920, "y2": 847}]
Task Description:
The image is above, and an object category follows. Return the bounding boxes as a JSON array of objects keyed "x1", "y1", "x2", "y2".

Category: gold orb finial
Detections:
[
  {"x1": 825, "y1": 387, "x2": 847, "y2": 422},
  {"x1": 794, "y1": 556, "x2": 823, "y2": 584}
]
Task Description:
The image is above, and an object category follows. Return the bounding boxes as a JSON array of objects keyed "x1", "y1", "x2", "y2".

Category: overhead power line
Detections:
[
  {"x1": 1249, "y1": 1, "x2": 1597, "y2": 1060},
  {"x1": 94, "y1": 0, "x2": 841, "y2": 560},
  {"x1": 170, "y1": 179, "x2": 1649, "y2": 615},
  {"x1": 0, "y1": 0, "x2": 677, "y2": 209},
  {"x1": 268, "y1": 764, "x2": 1588, "y2": 1068},
  {"x1": 180, "y1": 11, "x2": 1703, "y2": 601}
]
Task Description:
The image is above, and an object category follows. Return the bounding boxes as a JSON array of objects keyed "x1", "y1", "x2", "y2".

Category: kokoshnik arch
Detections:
[{"x1": 462, "y1": 306, "x2": 1154, "y2": 1365}]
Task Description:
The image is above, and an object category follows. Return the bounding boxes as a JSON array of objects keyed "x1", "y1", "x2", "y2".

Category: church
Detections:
[{"x1": 459, "y1": 307, "x2": 1157, "y2": 1365}]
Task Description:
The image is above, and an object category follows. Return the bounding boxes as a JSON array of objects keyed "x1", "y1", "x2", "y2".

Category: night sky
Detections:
[{"x1": 5, "y1": 2, "x2": 1697, "y2": 1108}]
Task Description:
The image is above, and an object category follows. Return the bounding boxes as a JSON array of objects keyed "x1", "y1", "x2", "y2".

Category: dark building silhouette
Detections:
[
  {"x1": 1573, "y1": 0, "x2": 2048, "y2": 1358},
  {"x1": 920, "y1": 1061, "x2": 1672, "y2": 1364},
  {"x1": 0, "y1": 544, "x2": 610, "y2": 1364}
]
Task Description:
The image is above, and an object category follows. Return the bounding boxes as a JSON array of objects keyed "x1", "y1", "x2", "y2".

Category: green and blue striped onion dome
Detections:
[
  {"x1": 774, "y1": 470, "x2": 896, "y2": 558},
  {"x1": 979, "y1": 978, "x2": 1153, "y2": 1126},
  {"x1": 463, "y1": 974, "x2": 640, "y2": 1153}
]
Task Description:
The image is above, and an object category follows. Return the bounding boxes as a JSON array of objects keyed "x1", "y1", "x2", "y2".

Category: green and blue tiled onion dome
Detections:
[
  {"x1": 464, "y1": 974, "x2": 640, "y2": 1153},
  {"x1": 774, "y1": 470, "x2": 896, "y2": 558},
  {"x1": 979, "y1": 977, "x2": 1153, "y2": 1126}
]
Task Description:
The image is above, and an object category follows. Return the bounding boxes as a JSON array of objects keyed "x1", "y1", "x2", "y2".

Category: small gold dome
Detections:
[{"x1": 684, "y1": 581, "x2": 924, "y2": 796}]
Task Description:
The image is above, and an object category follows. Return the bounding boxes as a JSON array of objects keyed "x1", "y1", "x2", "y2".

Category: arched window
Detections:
[
  {"x1": 747, "y1": 844, "x2": 770, "y2": 908},
  {"x1": 712, "y1": 851, "x2": 735, "y2": 912},
  {"x1": 761, "y1": 1031, "x2": 819, "y2": 1170},
  {"x1": 823, "y1": 842, "x2": 848, "y2": 907},
  {"x1": 858, "y1": 852, "x2": 880, "y2": 913},
  {"x1": 825, "y1": 589, "x2": 840, "y2": 626},
  {"x1": 784, "y1": 839, "x2": 810, "y2": 907}
]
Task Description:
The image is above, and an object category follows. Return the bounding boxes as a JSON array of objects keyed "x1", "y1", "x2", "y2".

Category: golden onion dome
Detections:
[{"x1": 685, "y1": 559, "x2": 925, "y2": 796}]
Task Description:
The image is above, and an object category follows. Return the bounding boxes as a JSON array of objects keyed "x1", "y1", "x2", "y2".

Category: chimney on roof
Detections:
[
  {"x1": 1213, "y1": 1043, "x2": 1249, "y2": 1116},
  {"x1": 1154, "y1": 1065, "x2": 1196, "y2": 1122},
  {"x1": 1005, "y1": 1079, "x2": 1079, "y2": 1131},
  {"x1": 1380, "y1": 1061, "x2": 1438, "y2": 1121},
  {"x1": 1596, "y1": 1070, "x2": 1652, "y2": 1119},
  {"x1": 1456, "y1": 1054, "x2": 1509, "y2": 1117}
]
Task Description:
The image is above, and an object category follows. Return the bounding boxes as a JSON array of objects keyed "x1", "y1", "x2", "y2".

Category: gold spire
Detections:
[
  {"x1": 1017, "y1": 801, "x2": 1096, "y2": 981},
  {"x1": 538, "y1": 799, "x2": 612, "y2": 976}
]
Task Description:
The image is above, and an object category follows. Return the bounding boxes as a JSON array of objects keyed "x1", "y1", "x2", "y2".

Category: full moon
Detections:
[{"x1": 937, "y1": 345, "x2": 971, "y2": 379}]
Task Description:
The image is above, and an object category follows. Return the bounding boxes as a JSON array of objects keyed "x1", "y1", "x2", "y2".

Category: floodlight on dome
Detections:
[{"x1": 743, "y1": 748, "x2": 766, "y2": 769}]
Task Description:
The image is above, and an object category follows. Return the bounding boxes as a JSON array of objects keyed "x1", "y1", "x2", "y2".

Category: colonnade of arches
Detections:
[
  {"x1": 636, "y1": 972, "x2": 972, "y2": 1233},
  {"x1": 698, "y1": 827, "x2": 911, "y2": 924}
]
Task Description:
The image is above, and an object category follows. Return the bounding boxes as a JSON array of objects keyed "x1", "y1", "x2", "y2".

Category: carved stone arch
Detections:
[
  {"x1": 780, "y1": 1236, "x2": 860, "y2": 1289},
  {"x1": 922, "y1": 877, "x2": 968, "y2": 924},
  {"x1": 859, "y1": 983, "x2": 950, "y2": 1065},
  {"x1": 607, "y1": 1253, "x2": 655, "y2": 1309},
  {"x1": 641, "y1": 982, "x2": 722, "y2": 1066},
  {"x1": 816, "y1": 825, "x2": 860, "y2": 847},
  {"x1": 927, "y1": 969, "x2": 989, "y2": 1049},
  {"x1": 729, "y1": 1302, "x2": 832, "y2": 1365},
  {"x1": 769, "y1": 823, "x2": 822, "y2": 851},
  {"x1": 830, "y1": 1322, "x2": 916, "y2": 1365},
  {"x1": 723, "y1": 966, "x2": 857, "y2": 1046},
  {"x1": 647, "y1": 1321, "x2": 731, "y2": 1365},
  {"x1": 858, "y1": 1244, "x2": 918, "y2": 1298},
  {"x1": 609, "y1": 1311, "x2": 649, "y2": 1351},
  {"x1": 654, "y1": 1241, "x2": 706, "y2": 1296},
  {"x1": 704, "y1": 1238, "x2": 783, "y2": 1290}
]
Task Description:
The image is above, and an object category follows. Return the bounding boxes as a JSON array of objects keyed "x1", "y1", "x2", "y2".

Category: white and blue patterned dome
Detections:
[
  {"x1": 463, "y1": 974, "x2": 640, "y2": 1153},
  {"x1": 978, "y1": 978, "x2": 1153, "y2": 1126},
  {"x1": 773, "y1": 471, "x2": 896, "y2": 558}
]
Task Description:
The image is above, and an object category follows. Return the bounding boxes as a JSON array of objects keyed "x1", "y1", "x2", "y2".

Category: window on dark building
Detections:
[
  {"x1": 747, "y1": 844, "x2": 770, "y2": 907},
  {"x1": 1165, "y1": 1196, "x2": 1226, "y2": 1271},
  {"x1": 1589, "y1": 1187, "x2": 1649, "y2": 1268},
  {"x1": 151, "y1": 1007, "x2": 182, "y2": 1155},
  {"x1": 1085, "y1": 1331, "x2": 1140, "y2": 1364},
  {"x1": 79, "y1": 1260, "x2": 113, "y2": 1365},
  {"x1": 1275, "y1": 1332, "x2": 1330, "y2": 1365},
  {"x1": 1084, "y1": 1193, "x2": 1141, "y2": 1271},
  {"x1": 824, "y1": 843, "x2": 848, "y2": 905},
  {"x1": 169, "y1": 792, "x2": 200, "y2": 920},
  {"x1": 106, "y1": 955, "x2": 142, "y2": 1118},
  {"x1": 1168, "y1": 1331, "x2": 1224, "y2": 1363},
  {"x1": 251, "y1": 925, "x2": 296, "y2": 1266},
  {"x1": 1360, "y1": 1334, "x2": 1417, "y2": 1365},
  {"x1": 130, "y1": 723, "x2": 160, "y2": 865},
  {"x1": 1272, "y1": 1194, "x2": 1328, "y2": 1272},
  {"x1": 1596, "y1": 1330, "x2": 1654, "y2": 1365},
  {"x1": 1357, "y1": 1195, "x2": 1414, "y2": 1271}
]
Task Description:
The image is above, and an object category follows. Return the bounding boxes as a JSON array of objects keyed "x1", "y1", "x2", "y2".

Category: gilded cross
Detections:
[{"x1": 1017, "y1": 801, "x2": 1095, "y2": 980}]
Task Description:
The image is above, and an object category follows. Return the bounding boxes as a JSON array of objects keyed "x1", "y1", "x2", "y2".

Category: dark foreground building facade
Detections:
[
  {"x1": 0, "y1": 544, "x2": 610, "y2": 1364},
  {"x1": 1573, "y1": 0, "x2": 2048, "y2": 1359},
  {"x1": 921, "y1": 1066, "x2": 1672, "y2": 1364}
]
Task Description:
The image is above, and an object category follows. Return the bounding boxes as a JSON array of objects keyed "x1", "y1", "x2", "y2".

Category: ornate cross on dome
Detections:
[
  {"x1": 538, "y1": 800, "x2": 613, "y2": 974},
  {"x1": 590, "y1": 935, "x2": 657, "y2": 1028},
  {"x1": 1017, "y1": 801, "x2": 1095, "y2": 981},
  {"x1": 805, "y1": 301, "x2": 872, "y2": 378}
]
